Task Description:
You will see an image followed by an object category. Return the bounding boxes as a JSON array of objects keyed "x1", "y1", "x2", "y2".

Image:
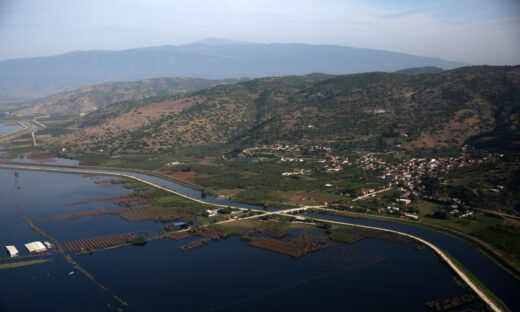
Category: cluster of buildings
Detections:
[
  {"x1": 269, "y1": 144, "x2": 302, "y2": 152},
  {"x1": 276, "y1": 144, "x2": 349, "y2": 173},
  {"x1": 356, "y1": 146, "x2": 502, "y2": 195},
  {"x1": 280, "y1": 157, "x2": 304, "y2": 163},
  {"x1": 356, "y1": 146, "x2": 502, "y2": 215},
  {"x1": 5, "y1": 241, "x2": 51, "y2": 258},
  {"x1": 318, "y1": 154, "x2": 349, "y2": 172},
  {"x1": 382, "y1": 206, "x2": 419, "y2": 220},
  {"x1": 247, "y1": 143, "x2": 349, "y2": 176}
]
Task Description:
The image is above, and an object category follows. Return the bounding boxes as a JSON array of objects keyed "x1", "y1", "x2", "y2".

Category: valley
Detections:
[
  {"x1": 1, "y1": 65, "x2": 519, "y2": 312},
  {"x1": 2, "y1": 1, "x2": 519, "y2": 311}
]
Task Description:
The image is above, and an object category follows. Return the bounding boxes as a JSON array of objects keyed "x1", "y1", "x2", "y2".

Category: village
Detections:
[
  {"x1": 243, "y1": 143, "x2": 350, "y2": 176},
  {"x1": 243, "y1": 143, "x2": 504, "y2": 219}
]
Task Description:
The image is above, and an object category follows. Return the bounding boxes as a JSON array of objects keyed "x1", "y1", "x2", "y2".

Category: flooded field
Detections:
[{"x1": 0, "y1": 168, "x2": 504, "y2": 311}]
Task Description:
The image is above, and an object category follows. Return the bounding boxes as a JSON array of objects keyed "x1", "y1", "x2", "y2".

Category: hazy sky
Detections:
[{"x1": 1, "y1": 0, "x2": 519, "y2": 64}]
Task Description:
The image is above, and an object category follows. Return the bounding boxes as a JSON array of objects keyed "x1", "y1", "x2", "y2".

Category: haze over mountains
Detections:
[{"x1": 0, "y1": 38, "x2": 466, "y2": 102}]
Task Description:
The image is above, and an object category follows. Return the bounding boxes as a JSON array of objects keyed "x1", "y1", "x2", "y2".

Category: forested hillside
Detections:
[{"x1": 48, "y1": 66, "x2": 520, "y2": 154}]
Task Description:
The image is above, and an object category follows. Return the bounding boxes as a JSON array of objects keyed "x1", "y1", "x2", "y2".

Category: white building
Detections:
[
  {"x1": 6, "y1": 245, "x2": 18, "y2": 257},
  {"x1": 25, "y1": 241, "x2": 47, "y2": 253}
]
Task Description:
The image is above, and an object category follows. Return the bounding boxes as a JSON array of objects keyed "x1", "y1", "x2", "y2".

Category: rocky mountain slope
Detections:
[{"x1": 14, "y1": 77, "x2": 246, "y2": 116}]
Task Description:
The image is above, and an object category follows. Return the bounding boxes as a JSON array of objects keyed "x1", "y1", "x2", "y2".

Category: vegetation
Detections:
[
  {"x1": 0, "y1": 259, "x2": 49, "y2": 270},
  {"x1": 156, "y1": 157, "x2": 383, "y2": 208},
  {"x1": 127, "y1": 236, "x2": 148, "y2": 246},
  {"x1": 116, "y1": 180, "x2": 212, "y2": 224},
  {"x1": 13, "y1": 77, "x2": 248, "y2": 116},
  {"x1": 427, "y1": 158, "x2": 520, "y2": 214}
]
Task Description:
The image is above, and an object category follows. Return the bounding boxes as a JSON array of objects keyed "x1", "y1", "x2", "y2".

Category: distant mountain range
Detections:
[
  {"x1": 14, "y1": 77, "x2": 247, "y2": 116},
  {"x1": 0, "y1": 38, "x2": 466, "y2": 101},
  {"x1": 48, "y1": 66, "x2": 520, "y2": 154}
]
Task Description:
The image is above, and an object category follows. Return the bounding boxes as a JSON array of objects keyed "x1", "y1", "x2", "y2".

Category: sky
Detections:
[{"x1": 0, "y1": 0, "x2": 519, "y2": 65}]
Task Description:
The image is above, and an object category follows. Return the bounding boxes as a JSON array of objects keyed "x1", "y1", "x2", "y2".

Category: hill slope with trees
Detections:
[{"x1": 48, "y1": 66, "x2": 520, "y2": 154}]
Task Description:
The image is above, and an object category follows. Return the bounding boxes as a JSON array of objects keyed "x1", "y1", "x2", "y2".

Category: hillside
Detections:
[
  {"x1": 394, "y1": 66, "x2": 443, "y2": 75},
  {"x1": 14, "y1": 77, "x2": 246, "y2": 116},
  {"x1": 47, "y1": 66, "x2": 520, "y2": 154},
  {"x1": 0, "y1": 38, "x2": 466, "y2": 101}
]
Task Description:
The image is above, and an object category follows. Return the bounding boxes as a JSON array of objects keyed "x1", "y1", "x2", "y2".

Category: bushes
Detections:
[{"x1": 427, "y1": 210, "x2": 448, "y2": 220}]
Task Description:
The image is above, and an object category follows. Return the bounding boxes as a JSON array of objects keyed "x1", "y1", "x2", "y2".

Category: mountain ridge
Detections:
[{"x1": 0, "y1": 40, "x2": 467, "y2": 101}]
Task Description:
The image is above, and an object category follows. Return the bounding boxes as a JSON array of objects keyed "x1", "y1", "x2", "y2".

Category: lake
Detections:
[{"x1": 0, "y1": 168, "x2": 482, "y2": 311}]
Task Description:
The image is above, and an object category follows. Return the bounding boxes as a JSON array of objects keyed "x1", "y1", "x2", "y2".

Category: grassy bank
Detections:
[
  {"x1": 0, "y1": 259, "x2": 49, "y2": 270},
  {"x1": 442, "y1": 250, "x2": 511, "y2": 312}
]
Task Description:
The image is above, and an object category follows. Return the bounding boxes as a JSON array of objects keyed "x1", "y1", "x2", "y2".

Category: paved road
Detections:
[{"x1": 352, "y1": 187, "x2": 391, "y2": 201}]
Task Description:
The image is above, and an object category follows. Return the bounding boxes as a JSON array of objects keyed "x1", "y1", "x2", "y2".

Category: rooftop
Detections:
[{"x1": 25, "y1": 241, "x2": 47, "y2": 253}]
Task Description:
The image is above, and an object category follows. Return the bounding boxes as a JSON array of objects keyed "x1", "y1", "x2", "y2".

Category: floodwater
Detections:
[
  {"x1": 0, "y1": 122, "x2": 23, "y2": 137},
  {"x1": 0, "y1": 169, "x2": 479, "y2": 311},
  {"x1": 304, "y1": 213, "x2": 520, "y2": 311}
]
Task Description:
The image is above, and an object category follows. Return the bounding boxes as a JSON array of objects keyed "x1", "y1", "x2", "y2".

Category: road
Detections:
[
  {"x1": 32, "y1": 118, "x2": 47, "y2": 129},
  {"x1": 31, "y1": 131, "x2": 37, "y2": 147},
  {"x1": 474, "y1": 208, "x2": 520, "y2": 221},
  {"x1": 352, "y1": 187, "x2": 391, "y2": 201}
]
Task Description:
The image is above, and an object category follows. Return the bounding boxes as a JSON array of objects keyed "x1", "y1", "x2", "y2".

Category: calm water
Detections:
[
  {"x1": 0, "y1": 122, "x2": 23, "y2": 137},
  {"x1": 305, "y1": 213, "x2": 520, "y2": 311},
  {"x1": 0, "y1": 163, "x2": 266, "y2": 209},
  {"x1": 0, "y1": 169, "x2": 476, "y2": 311}
]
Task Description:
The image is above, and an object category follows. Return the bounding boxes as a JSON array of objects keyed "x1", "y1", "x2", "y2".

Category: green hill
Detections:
[{"x1": 50, "y1": 66, "x2": 520, "y2": 154}]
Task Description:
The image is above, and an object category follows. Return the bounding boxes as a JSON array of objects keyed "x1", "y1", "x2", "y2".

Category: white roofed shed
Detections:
[
  {"x1": 6, "y1": 245, "x2": 19, "y2": 257},
  {"x1": 25, "y1": 241, "x2": 47, "y2": 253}
]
